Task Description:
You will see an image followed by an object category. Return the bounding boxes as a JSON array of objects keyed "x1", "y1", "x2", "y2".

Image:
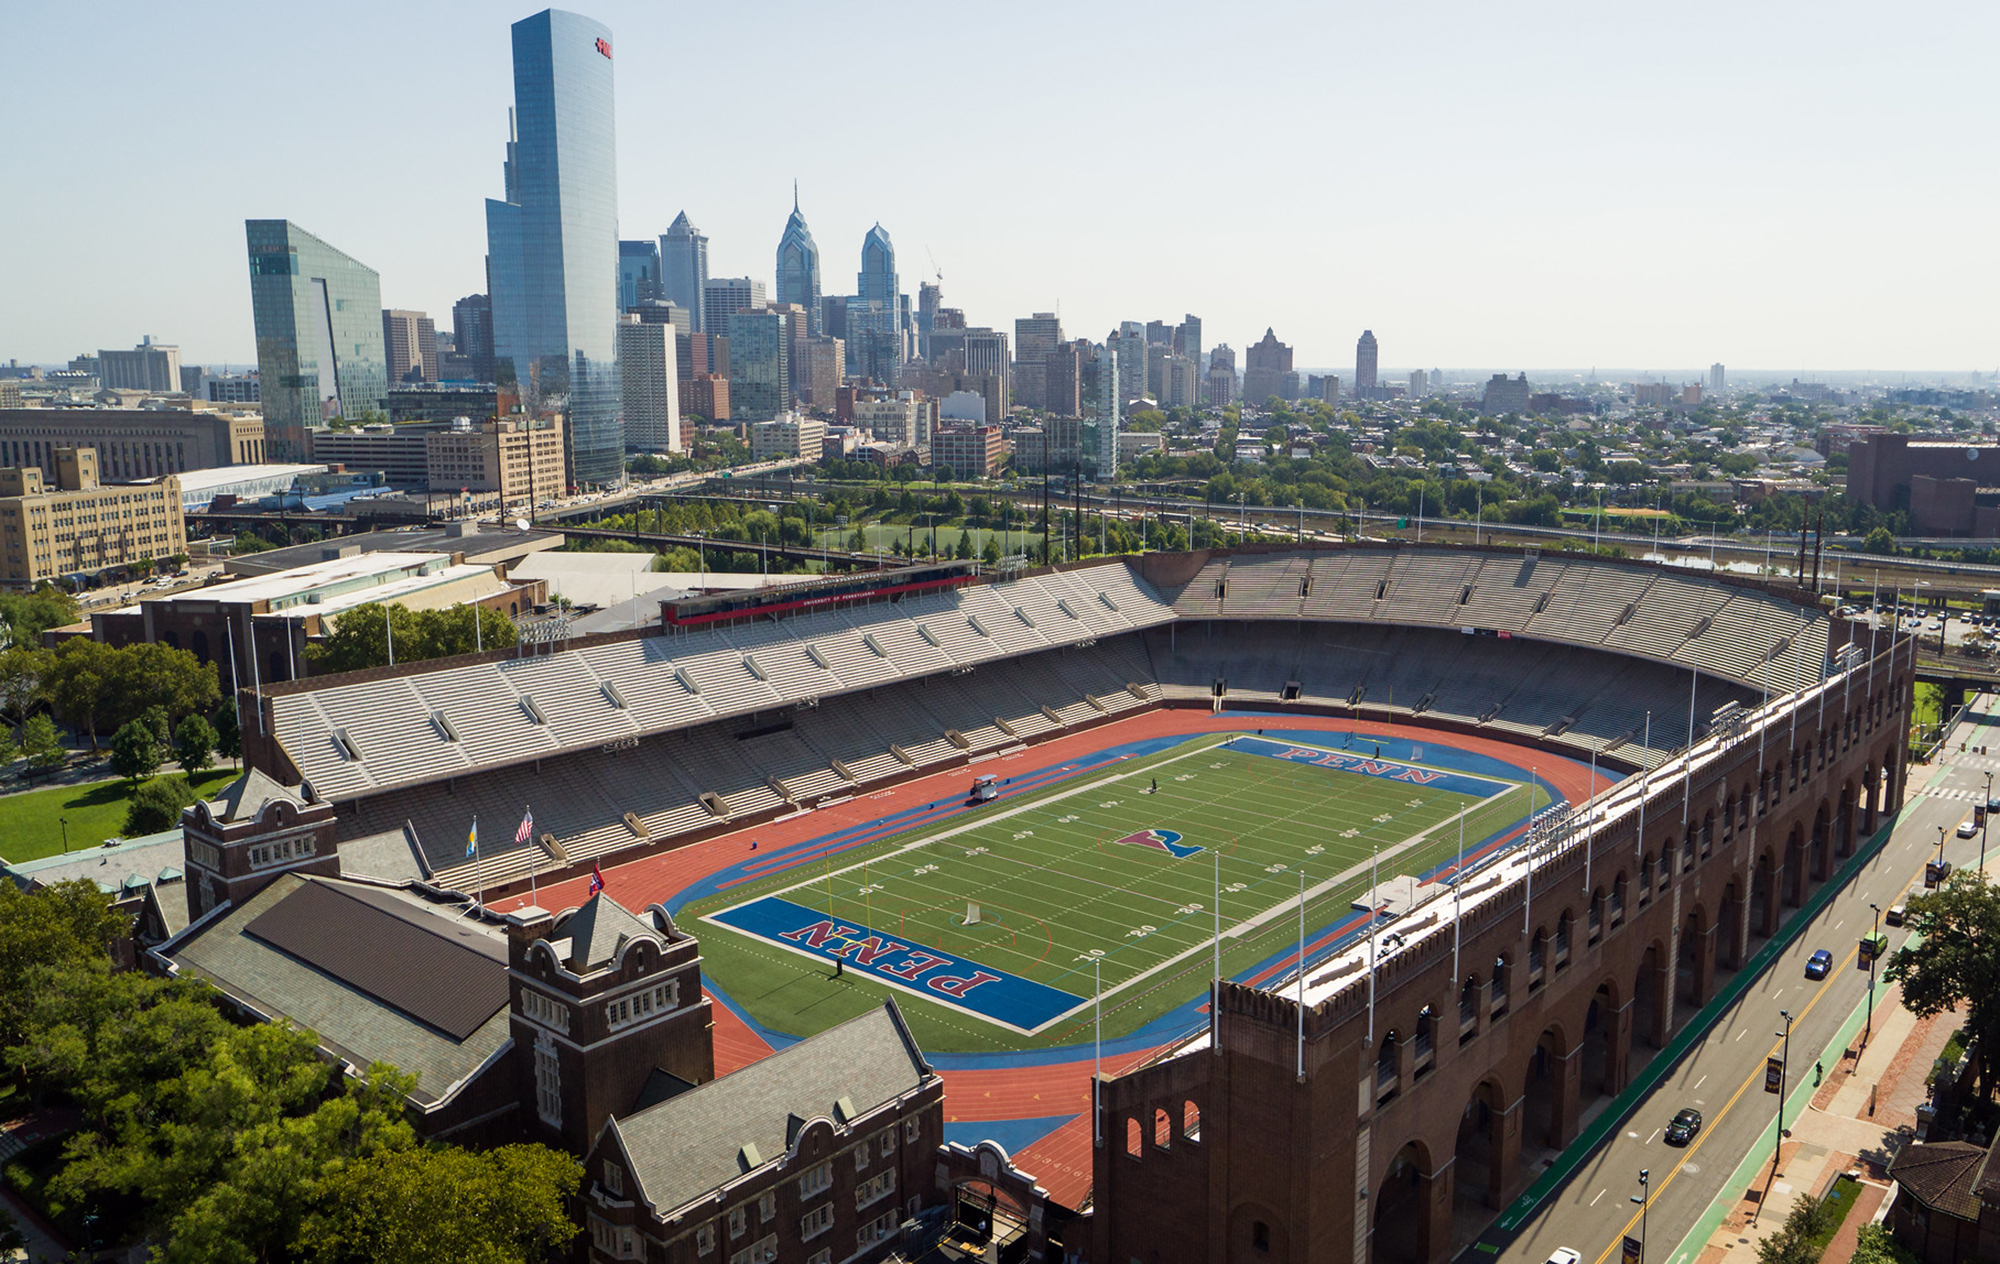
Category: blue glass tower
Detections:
[
  {"x1": 775, "y1": 184, "x2": 821, "y2": 335},
  {"x1": 245, "y1": 220, "x2": 387, "y2": 461},
  {"x1": 486, "y1": 9, "x2": 622, "y2": 487}
]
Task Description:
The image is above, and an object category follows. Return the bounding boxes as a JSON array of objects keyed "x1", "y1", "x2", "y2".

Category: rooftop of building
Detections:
[
  {"x1": 221, "y1": 523, "x2": 564, "y2": 579},
  {"x1": 606, "y1": 1001, "x2": 934, "y2": 1216},
  {"x1": 143, "y1": 550, "x2": 508, "y2": 621},
  {"x1": 177, "y1": 464, "x2": 329, "y2": 495},
  {"x1": 4, "y1": 826, "x2": 184, "y2": 894}
]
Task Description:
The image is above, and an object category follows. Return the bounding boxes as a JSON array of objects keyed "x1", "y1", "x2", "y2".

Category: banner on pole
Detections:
[{"x1": 1765, "y1": 1055, "x2": 1784, "y2": 1094}]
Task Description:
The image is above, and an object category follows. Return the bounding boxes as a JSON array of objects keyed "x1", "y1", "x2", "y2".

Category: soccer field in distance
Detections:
[{"x1": 691, "y1": 733, "x2": 1548, "y2": 1054}]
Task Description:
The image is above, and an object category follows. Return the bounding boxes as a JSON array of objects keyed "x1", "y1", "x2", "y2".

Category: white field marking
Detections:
[
  {"x1": 1590, "y1": 1189, "x2": 1606, "y2": 1207},
  {"x1": 1693, "y1": 1075, "x2": 1707, "y2": 1090},
  {"x1": 742, "y1": 734, "x2": 1520, "y2": 1028}
]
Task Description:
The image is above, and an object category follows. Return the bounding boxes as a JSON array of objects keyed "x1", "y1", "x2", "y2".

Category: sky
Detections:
[{"x1": 4, "y1": 1, "x2": 1996, "y2": 377}]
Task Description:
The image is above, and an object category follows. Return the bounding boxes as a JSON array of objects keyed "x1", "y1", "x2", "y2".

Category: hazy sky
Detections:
[{"x1": 4, "y1": 1, "x2": 1995, "y2": 374}]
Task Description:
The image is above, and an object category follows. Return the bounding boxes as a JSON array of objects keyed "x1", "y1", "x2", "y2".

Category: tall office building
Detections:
[
  {"x1": 617, "y1": 314, "x2": 681, "y2": 453},
  {"x1": 1710, "y1": 363, "x2": 1726, "y2": 397},
  {"x1": 775, "y1": 187, "x2": 822, "y2": 334},
  {"x1": 619, "y1": 239, "x2": 662, "y2": 310},
  {"x1": 246, "y1": 219, "x2": 388, "y2": 460},
  {"x1": 728, "y1": 309, "x2": 790, "y2": 422},
  {"x1": 803, "y1": 336, "x2": 845, "y2": 408},
  {"x1": 449, "y1": 294, "x2": 495, "y2": 382},
  {"x1": 1145, "y1": 320, "x2": 1173, "y2": 348},
  {"x1": 484, "y1": 8, "x2": 621, "y2": 486},
  {"x1": 1241, "y1": 329, "x2": 1292, "y2": 405},
  {"x1": 380, "y1": 309, "x2": 438, "y2": 383},
  {"x1": 98, "y1": 337, "x2": 182, "y2": 394},
  {"x1": 1014, "y1": 313, "x2": 1063, "y2": 365},
  {"x1": 703, "y1": 278, "x2": 766, "y2": 342},
  {"x1": 1044, "y1": 341, "x2": 1083, "y2": 418},
  {"x1": 1355, "y1": 329, "x2": 1379, "y2": 396},
  {"x1": 917, "y1": 282, "x2": 942, "y2": 359},
  {"x1": 660, "y1": 212, "x2": 709, "y2": 333},
  {"x1": 858, "y1": 224, "x2": 898, "y2": 308},
  {"x1": 1095, "y1": 345, "x2": 1121, "y2": 475}
]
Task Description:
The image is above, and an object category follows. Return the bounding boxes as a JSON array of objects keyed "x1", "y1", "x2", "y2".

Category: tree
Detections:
[
  {"x1": 0, "y1": 880, "x2": 131, "y2": 1054},
  {"x1": 1866, "y1": 525, "x2": 1896, "y2": 555},
  {"x1": 212, "y1": 702, "x2": 242, "y2": 766},
  {"x1": 954, "y1": 531, "x2": 974, "y2": 560},
  {"x1": 48, "y1": 637, "x2": 114, "y2": 750},
  {"x1": 18, "y1": 713, "x2": 65, "y2": 777},
  {"x1": 108, "y1": 718, "x2": 162, "y2": 786},
  {"x1": 173, "y1": 711, "x2": 216, "y2": 779},
  {"x1": 296, "y1": 1144, "x2": 583, "y2": 1264},
  {"x1": 1850, "y1": 1223, "x2": 1919, "y2": 1264},
  {"x1": 1884, "y1": 871, "x2": 2000, "y2": 1097},
  {"x1": 982, "y1": 534, "x2": 1002, "y2": 565},
  {"x1": 126, "y1": 774, "x2": 197, "y2": 835},
  {"x1": 1755, "y1": 1192, "x2": 1833, "y2": 1264},
  {"x1": 0, "y1": 586, "x2": 81, "y2": 647},
  {"x1": 0, "y1": 644, "x2": 52, "y2": 735}
]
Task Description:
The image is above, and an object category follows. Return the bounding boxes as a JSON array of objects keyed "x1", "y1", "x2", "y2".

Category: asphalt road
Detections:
[{"x1": 1495, "y1": 695, "x2": 2000, "y2": 1264}]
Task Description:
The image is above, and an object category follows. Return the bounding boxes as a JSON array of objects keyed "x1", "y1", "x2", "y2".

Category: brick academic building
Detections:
[{"x1": 1845, "y1": 432, "x2": 2000, "y2": 536}]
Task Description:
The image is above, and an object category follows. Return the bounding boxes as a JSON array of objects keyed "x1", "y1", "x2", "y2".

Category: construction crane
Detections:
[{"x1": 925, "y1": 245, "x2": 942, "y2": 288}]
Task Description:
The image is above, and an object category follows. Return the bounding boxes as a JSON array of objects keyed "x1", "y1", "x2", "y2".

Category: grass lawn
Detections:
[
  {"x1": 1808, "y1": 1173, "x2": 1865, "y2": 1255},
  {"x1": 0, "y1": 766, "x2": 240, "y2": 864},
  {"x1": 686, "y1": 733, "x2": 1537, "y2": 1053}
]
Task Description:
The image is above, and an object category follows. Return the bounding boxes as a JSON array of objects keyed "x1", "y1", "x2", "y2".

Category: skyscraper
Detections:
[
  {"x1": 1710, "y1": 363, "x2": 1726, "y2": 397},
  {"x1": 245, "y1": 219, "x2": 387, "y2": 460},
  {"x1": 485, "y1": 8, "x2": 621, "y2": 486},
  {"x1": 619, "y1": 239, "x2": 661, "y2": 310},
  {"x1": 917, "y1": 282, "x2": 942, "y2": 359},
  {"x1": 1408, "y1": 369, "x2": 1426, "y2": 399},
  {"x1": 381, "y1": 309, "x2": 438, "y2": 383},
  {"x1": 703, "y1": 278, "x2": 766, "y2": 342},
  {"x1": 1174, "y1": 315, "x2": 1202, "y2": 369},
  {"x1": 1241, "y1": 329, "x2": 1292, "y2": 405},
  {"x1": 660, "y1": 212, "x2": 709, "y2": 333},
  {"x1": 776, "y1": 187, "x2": 822, "y2": 334},
  {"x1": 858, "y1": 224, "x2": 898, "y2": 308},
  {"x1": 1014, "y1": 313, "x2": 1063, "y2": 364},
  {"x1": 728, "y1": 309, "x2": 790, "y2": 422},
  {"x1": 97, "y1": 337, "x2": 182, "y2": 393},
  {"x1": 451, "y1": 294, "x2": 495, "y2": 383},
  {"x1": 1095, "y1": 345, "x2": 1121, "y2": 475},
  {"x1": 1044, "y1": 341, "x2": 1083, "y2": 418},
  {"x1": 617, "y1": 314, "x2": 681, "y2": 452},
  {"x1": 1355, "y1": 329, "x2": 1379, "y2": 396},
  {"x1": 845, "y1": 224, "x2": 904, "y2": 384},
  {"x1": 1109, "y1": 323, "x2": 1147, "y2": 406}
]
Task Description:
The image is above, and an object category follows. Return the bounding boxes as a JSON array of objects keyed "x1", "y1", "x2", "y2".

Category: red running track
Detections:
[{"x1": 491, "y1": 709, "x2": 1611, "y2": 1208}]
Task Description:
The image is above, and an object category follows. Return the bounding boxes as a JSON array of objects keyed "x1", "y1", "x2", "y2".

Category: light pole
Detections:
[
  {"x1": 1865, "y1": 903, "x2": 1881, "y2": 1048},
  {"x1": 1759, "y1": 1008, "x2": 1794, "y2": 1223},
  {"x1": 59, "y1": 816, "x2": 69, "y2": 853},
  {"x1": 1639, "y1": 1168, "x2": 1650, "y2": 1264},
  {"x1": 1984, "y1": 772, "x2": 1993, "y2": 875},
  {"x1": 1937, "y1": 824, "x2": 1949, "y2": 883}
]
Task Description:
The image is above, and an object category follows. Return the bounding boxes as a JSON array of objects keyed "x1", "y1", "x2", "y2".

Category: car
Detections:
[
  {"x1": 1960, "y1": 819, "x2": 1980, "y2": 839},
  {"x1": 1806, "y1": 948, "x2": 1833, "y2": 979},
  {"x1": 1886, "y1": 902, "x2": 1908, "y2": 926},
  {"x1": 1665, "y1": 1107, "x2": 1703, "y2": 1145},
  {"x1": 1545, "y1": 1251, "x2": 1581, "y2": 1264}
]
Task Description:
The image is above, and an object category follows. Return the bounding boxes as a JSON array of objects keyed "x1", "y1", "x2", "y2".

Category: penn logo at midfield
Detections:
[{"x1": 1114, "y1": 828, "x2": 1202, "y2": 859}]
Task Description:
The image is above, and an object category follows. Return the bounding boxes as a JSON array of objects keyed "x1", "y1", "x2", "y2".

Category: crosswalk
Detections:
[{"x1": 1928, "y1": 786, "x2": 1980, "y2": 801}]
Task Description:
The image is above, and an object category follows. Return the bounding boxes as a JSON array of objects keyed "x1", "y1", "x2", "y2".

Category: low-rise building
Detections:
[
  {"x1": 750, "y1": 413, "x2": 825, "y2": 463},
  {"x1": 0, "y1": 407, "x2": 264, "y2": 477},
  {"x1": 0, "y1": 447, "x2": 185, "y2": 587},
  {"x1": 931, "y1": 423, "x2": 1004, "y2": 478}
]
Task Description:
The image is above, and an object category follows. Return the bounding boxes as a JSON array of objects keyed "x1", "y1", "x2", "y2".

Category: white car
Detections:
[
  {"x1": 1959, "y1": 819, "x2": 1980, "y2": 839},
  {"x1": 1546, "y1": 1251, "x2": 1581, "y2": 1264}
]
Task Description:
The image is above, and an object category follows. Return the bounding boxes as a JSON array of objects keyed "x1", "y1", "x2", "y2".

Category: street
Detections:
[{"x1": 1493, "y1": 695, "x2": 2000, "y2": 1264}]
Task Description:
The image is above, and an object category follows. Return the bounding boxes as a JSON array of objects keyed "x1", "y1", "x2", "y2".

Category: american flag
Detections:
[{"x1": 515, "y1": 807, "x2": 534, "y2": 845}]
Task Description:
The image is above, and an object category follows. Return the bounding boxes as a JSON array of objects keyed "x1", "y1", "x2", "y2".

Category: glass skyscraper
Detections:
[
  {"x1": 775, "y1": 188, "x2": 821, "y2": 335},
  {"x1": 661, "y1": 211, "x2": 709, "y2": 333},
  {"x1": 245, "y1": 220, "x2": 387, "y2": 461},
  {"x1": 619, "y1": 239, "x2": 661, "y2": 310},
  {"x1": 486, "y1": 8, "x2": 621, "y2": 487},
  {"x1": 729, "y1": 309, "x2": 790, "y2": 422}
]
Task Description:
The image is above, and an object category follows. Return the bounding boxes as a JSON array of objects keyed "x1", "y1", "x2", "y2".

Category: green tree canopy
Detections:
[
  {"x1": 18, "y1": 713, "x2": 65, "y2": 775},
  {"x1": 108, "y1": 718, "x2": 163, "y2": 786},
  {"x1": 0, "y1": 880, "x2": 130, "y2": 1055},
  {"x1": 306, "y1": 603, "x2": 518, "y2": 675},
  {"x1": 1883, "y1": 871, "x2": 2000, "y2": 1095},
  {"x1": 296, "y1": 1144, "x2": 582, "y2": 1264},
  {"x1": 126, "y1": 773, "x2": 198, "y2": 835}
]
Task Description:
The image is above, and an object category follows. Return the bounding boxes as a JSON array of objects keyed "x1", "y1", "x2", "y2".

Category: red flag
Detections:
[{"x1": 588, "y1": 863, "x2": 604, "y2": 895}]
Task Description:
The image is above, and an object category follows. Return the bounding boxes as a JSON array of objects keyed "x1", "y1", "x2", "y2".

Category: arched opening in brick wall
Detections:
[
  {"x1": 1372, "y1": 1139, "x2": 1437, "y2": 1264},
  {"x1": 1454, "y1": 1077, "x2": 1508, "y2": 1214},
  {"x1": 1632, "y1": 943, "x2": 1662, "y2": 1052}
]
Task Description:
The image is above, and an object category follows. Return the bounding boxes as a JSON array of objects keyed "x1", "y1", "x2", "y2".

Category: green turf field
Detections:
[{"x1": 688, "y1": 734, "x2": 1541, "y2": 1053}]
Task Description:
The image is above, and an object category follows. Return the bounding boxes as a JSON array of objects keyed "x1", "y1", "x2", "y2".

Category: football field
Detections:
[{"x1": 691, "y1": 732, "x2": 1546, "y2": 1053}]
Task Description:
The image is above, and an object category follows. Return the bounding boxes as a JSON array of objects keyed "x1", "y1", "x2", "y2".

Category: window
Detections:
[
  {"x1": 606, "y1": 980, "x2": 680, "y2": 1032},
  {"x1": 798, "y1": 1161, "x2": 832, "y2": 1199},
  {"x1": 799, "y1": 1204, "x2": 836, "y2": 1241},
  {"x1": 521, "y1": 989, "x2": 570, "y2": 1034},
  {"x1": 758, "y1": 1192, "x2": 775, "y2": 1223},
  {"x1": 807, "y1": 1251, "x2": 830, "y2": 1264},
  {"x1": 602, "y1": 1161, "x2": 623, "y2": 1197},
  {"x1": 696, "y1": 1222, "x2": 716, "y2": 1254},
  {"x1": 1183, "y1": 1100, "x2": 1202, "y2": 1142},
  {"x1": 856, "y1": 1169, "x2": 896, "y2": 1210},
  {"x1": 589, "y1": 1216, "x2": 637, "y2": 1259},
  {"x1": 533, "y1": 1031, "x2": 562, "y2": 1128},
  {"x1": 1253, "y1": 1220, "x2": 1271, "y2": 1251},
  {"x1": 904, "y1": 1118, "x2": 920, "y2": 1143},
  {"x1": 728, "y1": 1205, "x2": 746, "y2": 1239},
  {"x1": 879, "y1": 1129, "x2": 897, "y2": 1157},
  {"x1": 854, "y1": 1138, "x2": 868, "y2": 1171},
  {"x1": 728, "y1": 1234, "x2": 777, "y2": 1264},
  {"x1": 857, "y1": 1209, "x2": 898, "y2": 1248},
  {"x1": 1125, "y1": 1116, "x2": 1142, "y2": 1158}
]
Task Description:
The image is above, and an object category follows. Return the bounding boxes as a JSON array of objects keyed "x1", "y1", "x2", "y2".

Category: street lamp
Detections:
[
  {"x1": 1865, "y1": 903, "x2": 1882, "y2": 1048},
  {"x1": 1757, "y1": 1008, "x2": 1795, "y2": 1224},
  {"x1": 1938, "y1": 824, "x2": 1949, "y2": 880},
  {"x1": 59, "y1": 816, "x2": 69, "y2": 853},
  {"x1": 1639, "y1": 1168, "x2": 1650, "y2": 1264},
  {"x1": 1984, "y1": 772, "x2": 1993, "y2": 875}
]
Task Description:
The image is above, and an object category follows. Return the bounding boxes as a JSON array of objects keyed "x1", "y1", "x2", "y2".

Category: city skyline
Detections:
[{"x1": 3, "y1": 2, "x2": 1996, "y2": 372}]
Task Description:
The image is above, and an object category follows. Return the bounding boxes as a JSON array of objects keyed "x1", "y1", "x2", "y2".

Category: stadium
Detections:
[{"x1": 230, "y1": 541, "x2": 1910, "y2": 1262}]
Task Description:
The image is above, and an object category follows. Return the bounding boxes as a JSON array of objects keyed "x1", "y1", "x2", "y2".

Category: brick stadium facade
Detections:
[{"x1": 1088, "y1": 636, "x2": 1911, "y2": 1264}]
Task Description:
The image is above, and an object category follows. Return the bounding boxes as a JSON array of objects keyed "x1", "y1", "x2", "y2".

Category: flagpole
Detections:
[
  {"x1": 1212, "y1": 846, "x2": 1221, "y2": 1055},
  {"x1": 1367, "y1": 845, "x2": 1379, "y2": 1045},
  {"x1": 1093, "y1": 956, "x2": 1103, "y2": 1148},
  {"x1": 473, "y1": 815, "x2": 482, "y2": 908},
  {"x1": 1454, "y1": 805, "x2": 1464, "y2": 993},
  {"x1": 1296, "y1": 869, "x2": 1306, "y2": 1080}
]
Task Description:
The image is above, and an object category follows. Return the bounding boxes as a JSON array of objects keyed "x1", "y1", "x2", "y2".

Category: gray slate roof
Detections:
[
  {"x1": 167, "y1": 873, "x2": 510, "y2": 1106},
  {"x1": 5, "y1": 828, "x2": 184, "y2": 893},
  {"x1": 560, "y1": 892, "x2": 657, "y2": 971},
  {"x1": 211, "y1": 766, "x2": 305, "y2": 823},
  {"x1": 612, "y1": 1001, "x2": 934, "y2": 1216}
]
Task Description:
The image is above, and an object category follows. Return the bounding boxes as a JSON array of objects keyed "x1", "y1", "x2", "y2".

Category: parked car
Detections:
[
  {"x1": 1664, "y1": 1107, "x2": 1703, "y2": 1145},
  {"x1": 1546, "y1": 1252, "x2": 1580, "y2": 1264},
  {"x1": 1885, "y1": 902, "x2": 1908, "y2": 927},
  {"x1": 1806, "y1": 948, "x2": 1832, "y2": 979},
  {"x1": 1959, "y1": 818, "x2": 1980, "y2": 839}
]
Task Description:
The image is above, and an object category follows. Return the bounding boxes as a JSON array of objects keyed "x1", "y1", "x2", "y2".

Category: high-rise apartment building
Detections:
[
  {"x1": 1109, "y1": 323, "x2": 1147, "y2": 407},
  {"x1": 1408, "y1": 369, "x2": 1426, "y2": 399},
  {"x1": 804, "y1": 337, "x2": 845, "y2": 408},
  {"x1": 617, "y1": 314, "x2": 681, "y2": 453},
  {"x1": 917, "y1": 282, "x2": 942, "y2": 359},
  {"x1": 1163, "y1": 355, "x2": 1200, "y2": 409},
  {"x1": 729, "y1": 309, "x2": 790, "y2": 422},
  {"x1": 619, "y1": 239, "x2": 662, "y2": 310},
  {"x1": 703, "y1": 278, "x2": 766, "y2": 343},
  {"x1": 1209, "y1": 344, "x2": 1236, "y2": 382},
  {"x1": 775, "y1": 189, "x2": 822, "y2": 334},
  {"x1": 680, "y1": 375, "x2": 727, "y2": 424},
  {"x1": 1355, "y1": 329, "x2": 1379, "y2": 396},
  {"x1": 97, "y1": 337, "x2": 182, "y2": 394},
  {"x1": 660, "y1": 212, "x2": 709, "y2": 333},
  {"x1": 246, "y1": 219, "x2": 387, "y2": 459},
  {"x1": 1482, "y1": 373, "x2": 1532, "y2": 415},
  {"x1": 1174, "y1": 315, "x2": 1202, "y2": 369},
  {"x1": 1145, "y1": 320, "x2": 1173, "y2": 348},
  {"x1": 1710, "y1": 363, "x2": 1726, "y2": 397},
  {"x1": 484, "y1": 8, "x2": 621, "y2": 485},
  {"x1": 1095, "y1": 345, "x2": 1121, "y2": 476},
  {"x1": 450, "y1": 294, "x2": 495, "y2": 382},
  {"x1": 0, "y1": 448, "x2": 185, "y2": 587},
  {"x1": 1241, "y1": 329, "x2": 1293, "y2": 405},
  {"x1": 1043, "y1": 342, "x2": 1083, "y2": 418},
  {"x1": 381, "y1": 309, "x2": 439, "y2": 384},
  {"x1": 1014, "y1": 313, "x2": 1063, "y2": 365}
]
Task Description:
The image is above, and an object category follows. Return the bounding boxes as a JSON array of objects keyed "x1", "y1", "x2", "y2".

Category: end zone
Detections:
[{"x1": 705, "y1": 896, "x2": 1088, "y2": 1035}]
